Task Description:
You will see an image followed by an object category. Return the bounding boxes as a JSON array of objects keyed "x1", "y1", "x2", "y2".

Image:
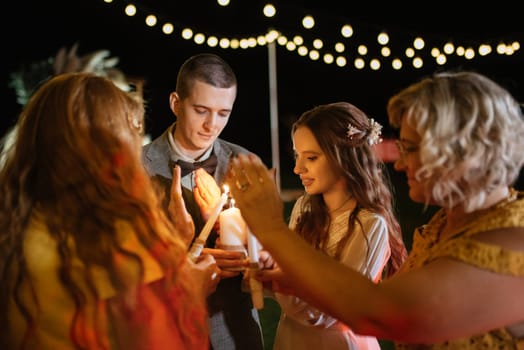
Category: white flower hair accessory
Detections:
[
  {"x1": 367, "y1": 118, "x2": 383, "y2": 146},
  {"x1": 346, "y1": 118, "x2": 383, "y2": 146},
  {"x1": 346, "y1": 124, "x2": 362, "y2": 140}
]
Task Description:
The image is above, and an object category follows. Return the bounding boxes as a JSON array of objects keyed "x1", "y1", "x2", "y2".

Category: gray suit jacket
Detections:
[{"x1": 142, "y1": 126, "x2": 264, "y2": 350}]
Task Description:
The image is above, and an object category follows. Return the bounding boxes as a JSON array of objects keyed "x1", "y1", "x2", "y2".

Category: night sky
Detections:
[{"x1": 4, "y1": 0, "x2": 524, "y2": 194}]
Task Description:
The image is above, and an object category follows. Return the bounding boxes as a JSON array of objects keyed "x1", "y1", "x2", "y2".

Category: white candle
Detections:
[{"x1": 219, "y1": 206, "x2": 248, "y2": 248}]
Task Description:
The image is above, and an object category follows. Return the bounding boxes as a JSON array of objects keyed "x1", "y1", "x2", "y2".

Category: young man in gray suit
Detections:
[{"x1": 142, "y1": 53, "x2": 264, "y2": 350}]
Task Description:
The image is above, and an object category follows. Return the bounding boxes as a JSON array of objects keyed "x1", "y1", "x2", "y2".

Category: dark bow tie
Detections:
[{"x1": 175, "y1": 154, "x2": 218, "y2": 177}]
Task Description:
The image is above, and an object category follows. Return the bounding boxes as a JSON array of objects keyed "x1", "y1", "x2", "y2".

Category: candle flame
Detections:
[{"x1": 223, "y1": 184, "x2": 230, "y2": 194}]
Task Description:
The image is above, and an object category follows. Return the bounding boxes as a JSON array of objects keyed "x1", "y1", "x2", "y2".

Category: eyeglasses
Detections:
[{"x1": 395, "y1": 140, "x2": 419, "y2": 158}]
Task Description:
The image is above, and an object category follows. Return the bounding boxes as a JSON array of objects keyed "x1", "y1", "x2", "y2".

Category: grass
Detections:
[{"x1": 259, "y1": 297, "x2": 281, "y2": 350}]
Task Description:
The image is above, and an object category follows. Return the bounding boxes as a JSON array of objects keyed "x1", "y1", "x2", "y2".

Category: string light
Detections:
[
  {"x1": 341, "y1": 25, "x2": 354, "y2": 38},
  {"x1": 124, "y1": 4, "x2": 136, "y2": 16},
  {"x1": 162, "y1": 22, "x2": 174, "y2": 34},
  {"x1": 108, "y1": 1, "x2": 520, "y2": 72},
  {"x1": 335, "y1": 56, "x2": 346, "y2": 67},
  {"x1": 263, "y1": 4, "x2": 276, "y2": 17},
  {"x1": 145, "y1": 15, "x2": 157, "y2": 27},
  {"x1": 302, "y1": 15, "x2": 315, "y2": 29},
  {"x1": 392, "y1": 58, "x2": 402, "y2": 70}
]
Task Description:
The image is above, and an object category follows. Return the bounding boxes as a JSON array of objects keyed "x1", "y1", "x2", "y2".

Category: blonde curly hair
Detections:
[{"x1": 387, "y1": 71, "x2": 524, "y2": 212}]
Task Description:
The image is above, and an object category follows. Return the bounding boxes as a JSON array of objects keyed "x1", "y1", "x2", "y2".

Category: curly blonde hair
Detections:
[{"x1": 387, "y1": 71, "x2": 524, "y2": 212}]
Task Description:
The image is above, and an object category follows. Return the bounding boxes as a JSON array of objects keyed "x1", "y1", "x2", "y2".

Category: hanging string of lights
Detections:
[{"x1": 101, "y1": 0, "x2": 521, "y2": 72}]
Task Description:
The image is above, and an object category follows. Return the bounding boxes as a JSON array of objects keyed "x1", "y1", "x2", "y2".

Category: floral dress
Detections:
[{"x1": 395, "y1": 189, "x2": 524, "y2": 350}]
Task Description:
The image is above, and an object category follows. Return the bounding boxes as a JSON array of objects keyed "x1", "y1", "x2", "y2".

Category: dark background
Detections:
[
  {"x1": 3, "y1": 0, "x2": 523, "y2": 235},
  {"x1": 3, "y1": 2, "x2": 523, "y2": 348},
  {"x1": 3, "y1": 0, "x2": 524, "y2": 175},
  {"x1": 4, "y1": 0, "x2": 524, "y2": 237}
]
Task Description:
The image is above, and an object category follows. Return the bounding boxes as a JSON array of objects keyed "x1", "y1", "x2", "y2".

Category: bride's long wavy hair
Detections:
[{"x1": 292, "y1": 102, "x2": 407, "y2": 277}]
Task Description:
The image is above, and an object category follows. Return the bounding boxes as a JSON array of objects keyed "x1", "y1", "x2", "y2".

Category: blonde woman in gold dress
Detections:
[{"x1": 227, "y1": 71, "x2": 524, "y2": 349}]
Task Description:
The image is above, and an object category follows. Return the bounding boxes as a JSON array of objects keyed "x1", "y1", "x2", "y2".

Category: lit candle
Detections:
[
  {"x1": 188, "y1": 185, "x2": 229, "y2": 262},
  {"x1": 218, "y1": 199, "x2": 248, "y2": 255}
]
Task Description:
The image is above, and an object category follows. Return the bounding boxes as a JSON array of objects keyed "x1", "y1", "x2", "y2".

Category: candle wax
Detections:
[{"x1": 219, "y1": 207, "x2": 248, "y2": 247}]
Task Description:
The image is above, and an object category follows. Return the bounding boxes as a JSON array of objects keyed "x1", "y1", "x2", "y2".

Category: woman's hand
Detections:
[
  {"x1": 168, "y1": 165, "x2": 195, "y2": 248},
  {"x1": 190, "y1": 253, "x2": 221, "y2": 297},
  {"x1": 202, "y1": 247, "x2": 248, "y2": 279},
  {"x1": 226, "y1": 153, "x2": 288, "y2": 244},
  {"x1": 255, "y1": 261, "x2": 297, "y2": 295},
  {"x1": 257, "y1": 249, "x2": 275, "y2": 270}
]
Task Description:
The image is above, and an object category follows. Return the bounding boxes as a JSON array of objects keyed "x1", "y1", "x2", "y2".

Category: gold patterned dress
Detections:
[{"x1": 395, "y1": 189, "x2": 524, "y2": 350}]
